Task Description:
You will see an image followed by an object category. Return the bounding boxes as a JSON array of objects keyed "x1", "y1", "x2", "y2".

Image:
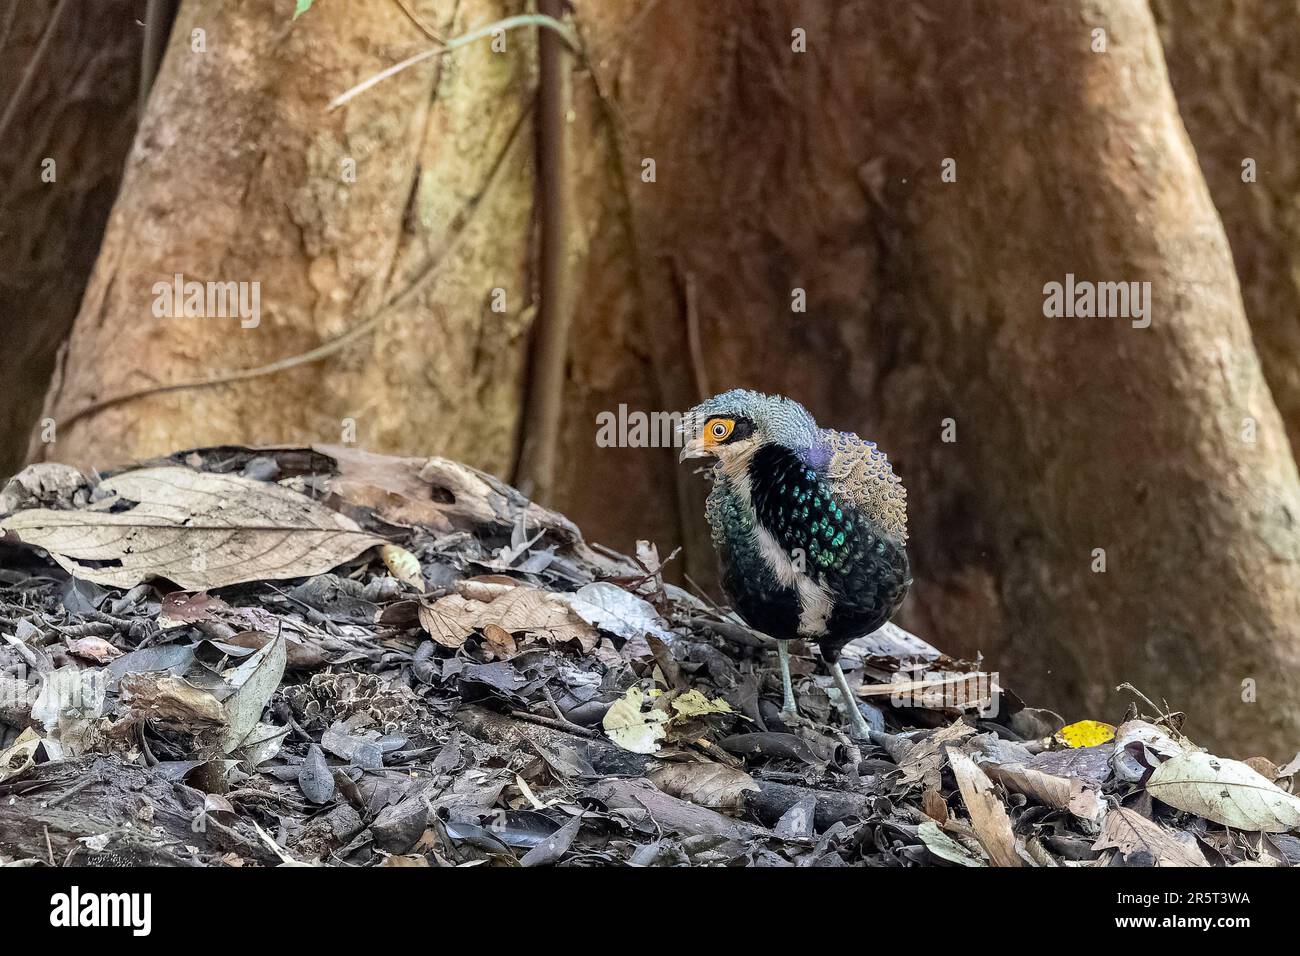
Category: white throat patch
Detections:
[{"x1": 726, "y1": 454, "x2": 833, "y2": 638}]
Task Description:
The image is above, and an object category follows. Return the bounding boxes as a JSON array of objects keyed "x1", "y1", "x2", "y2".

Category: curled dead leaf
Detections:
[
  {"x1": 219, "y1": 634, "x2": 287, "y2": 753},
  {"x1": 418, "y1": 586, "x2": 597, "y2": 653},
  {"x1": 65, "y1": 637, "x2": 123, "y2": 664},
  {"x1": 0, "y1": 728, "x2": 42, "y2": 784},
  {"x1": 670, "y1": 689, "x2": 732, "y2": 719},
  {"x1": 947, "y1": 748, "x2": 1025, "y2": 867},
  {"x1": 918, "y1": 820, "x2": 986, "y2": 866},
  {"x1": 648, "y1": 762, "x2": 758, "y2": 812},
  {"x1": 0, "y1": 467, "x2": 381, "y2": 589},
  {"x1": 121, "y1": 673, "x2": 227, "y2": 727},
  {"x1": 1092, "y1": 806, "x2": 1208, "y2": 866}
]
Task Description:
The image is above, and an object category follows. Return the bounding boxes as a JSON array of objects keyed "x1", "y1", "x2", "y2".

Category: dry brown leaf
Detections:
[
  {"x1": 1067, "y1": 787, "x2": 1107, "y2": 827},
  {"x1": 1244, "y1": 756, "x2": 1281, "y2": 781},
  {"x1": 1023, "y1": 836, "x2": 1063, "y2": 867},
  {"x1": 0, "y1": 467, "x2": 381, "y2": 589},
  {"x1": 1112, "y1": 719, "x2": 1188, "y2": 783},
  {"x1": 65, "y1": 637, "x2": 123, "y2": 664},
  {"x1": 0, "y1": 462, "x2": 88, "y2": 513},
  {"x1": 318, "y1": 445, "x2": 588, "y2": 547},
  {"x1": 0, "y1": 728, "x2": 41, "y2": 784},
  {"x1": 219, "y1": 634, "x2": 287, "y2": 753},
  {"x1": 480, "y1": 623, "x2": 518, "y2": 660},
  {"x1": 985, "y1": 762, "x2": 1104, "y2": 826},
  {"x1": 921, "y1": 787, "x2": 949, "y2": 822},
  {"x1": 917, "y1": 820, "x2": 986, "y2": 866},
  {"x1": 985, "y1": 762, "x2": 1073, "y2": 809},
  {"x1": 224, "y1": 630, "x2": 326, "y2": 671},
  {"x1": 418, "y1": 586, "x2": 597, "y2": 652},
  {"x1": 1277, "y1": 752, "x2": 1300, "y2": 779},
  {"x1": 160, "y1": 590, "x2": 291, "y2": 633},
  {"x1": 417, "y1": 595, "x2": 477, "y2": 648},
  {"x1": 456, "y1": 577, "x2": 520, "y2": 602},
  {"x1": 856, "y1": 671, "x2": 997, "y2": 713},
  {"x1": 899, "y1": 721, "x2": 976, "y2": 786},
  {"x1": 1024, "y1": 742, "x2": 1114, "y2": 785},
  {"x1": 947, "y1": 749, "x2": 1024, "y2": 867},
  {"x1": 647, "y1": 762, "x2": 759, "y2": 812},
  {"x1": 120, "y1": 673, "x2": 227, "y2": 727},
  {"x1": 1092, "y1": 806, "x2": 1209, "y2": 866}
]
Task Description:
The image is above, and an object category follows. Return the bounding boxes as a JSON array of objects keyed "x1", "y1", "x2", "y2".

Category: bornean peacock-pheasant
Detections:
[{"x1": 679, "y1": 389, "x2": 911, "y2": 739}]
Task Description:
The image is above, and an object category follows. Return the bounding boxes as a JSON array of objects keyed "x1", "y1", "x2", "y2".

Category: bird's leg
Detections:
[
  {"x1": 777, "y1": 640, "x2": 799, "y2": 721},
  {"x1": 830, "y1": 659, "x2": 873, "y2": 741}
]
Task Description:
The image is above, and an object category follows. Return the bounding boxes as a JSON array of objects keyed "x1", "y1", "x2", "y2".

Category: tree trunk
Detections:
[
  {"x1": 37, "y1": 0, "x2": 1300, "y2": 756},
  {"x1": 0, "y1": 0, "x2": 144, "y2": 475},
  {"x1": 552, "y1": 0, "x2": 1300, "y2": 756},
  {"x1": 1152, "y1": 0, "x2": 1300, "y2": 457},
  {"x1": 35, "y1": 0, "x2": 538, "y2": 478}
]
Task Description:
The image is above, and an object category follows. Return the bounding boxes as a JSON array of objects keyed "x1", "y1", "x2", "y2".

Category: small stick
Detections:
[{"x1": 509, "y1": 708, "x2": 600, "y2": 740}]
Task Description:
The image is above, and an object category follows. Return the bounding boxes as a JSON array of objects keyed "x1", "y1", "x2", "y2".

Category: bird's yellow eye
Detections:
[{"x1": 706, "y1": 418, "x2": 735, "y2": 443}]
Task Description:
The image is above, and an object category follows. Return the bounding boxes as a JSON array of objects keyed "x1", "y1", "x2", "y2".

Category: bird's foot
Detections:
[
  {"x1": 838, "y1": 702, "x2": 875, "y2": 742},
  {"x1": 776, "y1": 705, "x2": 816, "y2": 734},
  {"x1": 829, "y1": 660, "x2": 875, "y2": 742}
]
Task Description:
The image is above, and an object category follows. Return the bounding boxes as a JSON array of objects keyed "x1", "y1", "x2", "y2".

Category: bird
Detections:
[{"x1": 679, "y1": 389, "x2": 911, "y2": 739}]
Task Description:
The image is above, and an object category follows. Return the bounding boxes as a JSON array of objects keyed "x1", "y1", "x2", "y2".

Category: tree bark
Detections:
[
  {"x1": 1152, "y1": 0, "x2": 1300, "y2": 457},
  {"x1": 0, "y1": 0, "x2": 144, "y2": 475},
  {"x1": 35, "y1": 0, "x2": 538, "y2": 479},
  {"x1": 552, "y1": 0, "x2": 1300, "y2": 756}
]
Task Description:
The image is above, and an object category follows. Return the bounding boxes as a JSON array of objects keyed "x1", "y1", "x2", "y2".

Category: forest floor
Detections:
[{"x1": 0, "y1": 446, "x2": 1296, "y2": 867}]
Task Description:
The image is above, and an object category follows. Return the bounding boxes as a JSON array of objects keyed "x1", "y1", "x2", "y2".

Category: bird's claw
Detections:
[
  {"x1": 842, "y1": 709, "x2": 874, "y2": 742},
  {"x1": 776, "y1": 706, "x2": 815, "y2": 733},
  {"x1": 833, "y1": 695, "x2": 875, "y2": 741}
]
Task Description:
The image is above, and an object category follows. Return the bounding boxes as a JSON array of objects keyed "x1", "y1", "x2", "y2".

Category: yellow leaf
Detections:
[
  {"x1": 381, "y1": 544, "x2": 425, "y2": 591},
  {"x1": 1054, "y1": 719, "x2": 1116, "y2": 749},
  {"x1": 671, "y1": 689, "x2": 732, "y2": 719},
  {"x1": 603, "y1": 686, "x2": 669, "y2": 754}
]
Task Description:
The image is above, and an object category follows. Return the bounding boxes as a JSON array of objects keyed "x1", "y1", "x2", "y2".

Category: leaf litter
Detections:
[{"x1": 0, "y1": 446, "x2": 1296, "y2": 867}]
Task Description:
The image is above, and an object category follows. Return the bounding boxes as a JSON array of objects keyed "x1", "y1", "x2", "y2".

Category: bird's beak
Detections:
[{"x1": 678, "y1": 435, "x2": 712, "y2": 463}]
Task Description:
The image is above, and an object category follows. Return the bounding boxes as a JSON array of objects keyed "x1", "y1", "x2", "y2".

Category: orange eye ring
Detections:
[{"x1": 706, "y1": 418, "x2": 735, "y2": 443}]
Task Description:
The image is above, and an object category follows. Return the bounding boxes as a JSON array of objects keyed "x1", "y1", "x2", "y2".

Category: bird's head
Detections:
[{"x1": 679, "y1": 389, "x2": 823, "y2": 476}]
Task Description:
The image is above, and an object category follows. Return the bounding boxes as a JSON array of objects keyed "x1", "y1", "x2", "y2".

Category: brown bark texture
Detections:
[
  {"x1": 36, "y1": 0, "x2": 538, "y2": 477},
  {"x1": 0, "y1": 0, "x2": 144, "y2": 476},
  {"x1": 31, "y1": 0, "x2": 1300, "y2": 756},
  {"x1": 554, "y1": 0, "x2": 1300, "y2": 756},
  {"x1": 1152, "y1": 0, "x2": 1300, "y2": 457}
]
